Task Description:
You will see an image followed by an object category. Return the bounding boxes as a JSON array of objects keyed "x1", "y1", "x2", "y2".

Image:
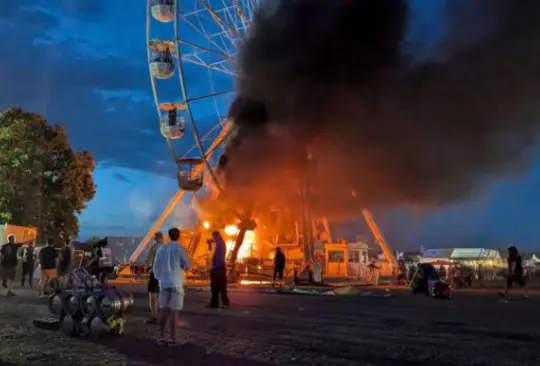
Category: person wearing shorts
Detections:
[
  {"x1": 500, "y1": 246, "x2": 528, "y2": 301},
  {"x1": 153, "y1": 228, "x2": 191, "y2": 346},
  {"x1": 38, "y1": 239, "x2": 58, "y2": 297},
  {"x1": 145, "y1": 232, "x2": 163, "y2": 324}
]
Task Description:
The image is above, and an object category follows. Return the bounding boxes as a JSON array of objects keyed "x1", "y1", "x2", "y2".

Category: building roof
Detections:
[
  {"x1": 450, "y1": 248, "x2": 501, "y2": 260},
  {"x1": 422, "y1": 249, "x2": 453, "y2": 259}
]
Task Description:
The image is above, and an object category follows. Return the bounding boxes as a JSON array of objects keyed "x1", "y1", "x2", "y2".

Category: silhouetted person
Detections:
[
  {"x1": 19, "y1": 240, "x2": 36, "y2": 287},
  {"x1": 168, "y1": 109, "x2": 177, "y2": 126},
  {"x1": 500, "y1": 246, "x2": 528, "y2": 301},
  {"x1": 1, "y1": 236, "x2": 19, "y2": 296},
  {"x1": 38, "y1": 238, "x2": 58, "y2": 297},
  {"x1": 57, "y1": 241, "x2": 72, "y2": 280},
  {"x1": 206, "y1": 231, "x2": 230, "y2": 309},
  {"x1": 146, "y1": 232, "x2": 164, "y2": 324},
  {"x1": 273, "y1": 247, "x2": 286, "y2": 286},
  {"x1": 88, "y1": 239, "x2": 105, "y2": 284}
]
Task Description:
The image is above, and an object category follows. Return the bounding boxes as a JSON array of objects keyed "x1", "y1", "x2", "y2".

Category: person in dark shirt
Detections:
[
  {"x1": 272, "y1": 247, "x2": 286, "y2": 287},
  {"x1": 145, "y1": 232, "x2": 163, "y2": 325},
  {"x1": 38, "y1": 238, "x2": 58, "y2": 297},
  {"x1": 88, "y1": 239, "x2": 105, "y2": 283},
  {"x1": 206, "y1": 231, "x2": 230, "y2": 309},
  {"x1": 18, "y1": 240, "x2": 36, "y2": 288},
  {"x1": 57, "y1": 242, "x2": 72, "y2": 279},
  {"x1": 500, "y1": 246, "x2": 527, "y2": 301},
  {"x1": 1, "y1": 236, "x2": 19, "y2": 296}
]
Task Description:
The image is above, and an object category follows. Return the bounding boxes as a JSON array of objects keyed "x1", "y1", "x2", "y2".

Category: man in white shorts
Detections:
[{"x1": 153, "y1": 227, "x2": 191, "y2": 346}]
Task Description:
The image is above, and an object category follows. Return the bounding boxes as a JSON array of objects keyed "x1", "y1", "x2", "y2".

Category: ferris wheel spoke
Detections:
[
  {"x1": 181, "y1": 55, "x2": 236, "y2": 76},
  {"x1": 197, "y1": 0, "x2": 242, "y2": 40},
  {"x1": 178, "y1": 38, "x2": 234, "y2": 61},
  {"x1": 219, "y1": 0, "x2": 248, "y2": 33},
  {"x1": 204, "y1": 127, "x2": 232, "y2": 157},
  {"x1": 186, "y1": 89, "x2": 234, "y2": 104},
  {"x1": 180, "y1": 120, "x2": 227, "y2": 158},
  {"x1": 231, "y1": 0, "x2": 251, "y2": 30},
  {"x1": 244, "y1": 0, "x2": 258, "y2": 20},
  {"x1": 181, "y1": 16, "x2": 235, "y2": 59},
  {"x1": 182, "y1": 8, "x2": 237, "y2": 56}
]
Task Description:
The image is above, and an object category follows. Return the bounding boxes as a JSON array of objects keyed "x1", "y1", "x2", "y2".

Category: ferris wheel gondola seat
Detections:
[
  {"x1": 177, "y1": 158, "x2": 205, "y2": 192},
  {"x1": 160, "y1": 116, "x2": 185, "y2": 139},
  {"x1": 150, "y1": 60, "x2": 175, "y2": 79},
  {"x1": 151, "y1": 0, "x2": 175, "y2": 23},
  {"x1": 177, "y1": 175, "x2": 204, "y2": 192}
]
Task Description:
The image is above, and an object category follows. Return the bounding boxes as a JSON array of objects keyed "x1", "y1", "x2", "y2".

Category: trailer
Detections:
[{"x1": 0, "y1": 224, "x2": 37, "y2": 244}]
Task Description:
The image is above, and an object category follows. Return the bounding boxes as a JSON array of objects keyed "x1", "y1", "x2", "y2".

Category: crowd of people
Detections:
[
  {"x1": 1, "y1": 230, "x2": 534, "y2": 344},
  {"x1": 0, "y1": 236, "x2": 82, "y2": 297},
  {"x1": 399, "y1": 246, "x2": 530, "y2": 301}
]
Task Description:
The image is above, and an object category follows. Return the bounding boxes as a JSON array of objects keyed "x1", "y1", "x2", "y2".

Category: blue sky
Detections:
[{"x1": 2, "y1": 0, "x2": 540, "y2": 251}]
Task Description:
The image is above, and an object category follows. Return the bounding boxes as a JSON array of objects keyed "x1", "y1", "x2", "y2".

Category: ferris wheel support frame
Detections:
[{"x1": 128, "y1": 119, "x2": 233, "y2": 264}]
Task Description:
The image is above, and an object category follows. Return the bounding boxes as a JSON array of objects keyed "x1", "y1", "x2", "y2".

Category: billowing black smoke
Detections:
[{"x1": 219, "y1": 0, "x2": 540, "y2": 218}]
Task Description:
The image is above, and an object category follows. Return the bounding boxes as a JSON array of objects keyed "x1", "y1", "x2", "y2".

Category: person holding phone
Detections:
[{"x1": 206, "y1": 231, "x2": 230, "y2": 309}]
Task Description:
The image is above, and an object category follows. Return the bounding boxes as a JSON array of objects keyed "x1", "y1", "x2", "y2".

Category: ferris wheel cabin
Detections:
[
  {"x1": 148, "y1": 40, "x2": 176, "y2": 80},
  {"x1": 176, "y1": 158, "x2": 205, "y2": 192},
  {"x1": 151, "y1": 0, "x2": 175, "y2": 23},
  {"x1": 159, "y1": 103, "x2": 187, "y2": 139}
]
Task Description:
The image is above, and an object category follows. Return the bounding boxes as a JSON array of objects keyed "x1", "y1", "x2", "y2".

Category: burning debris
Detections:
[{"x1": 218, "y1": 0, "x2": 540, "y2": 218}]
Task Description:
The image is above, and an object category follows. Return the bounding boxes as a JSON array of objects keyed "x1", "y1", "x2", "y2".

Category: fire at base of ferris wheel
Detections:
[{"x1": 119, "y1": 0, "x2": 396, "y2": 283}]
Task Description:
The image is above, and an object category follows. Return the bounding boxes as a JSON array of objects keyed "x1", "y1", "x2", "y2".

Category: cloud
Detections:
[
  {"x1": 0, "y1": 2, "x2": 228, "y2": 177},
  {"x1": 112, "y1": 172, "x2": 131, "y2": 184}
]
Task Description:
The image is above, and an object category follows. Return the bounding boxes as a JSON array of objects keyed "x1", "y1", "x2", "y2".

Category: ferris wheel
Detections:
[{"x1": 129, "y1": 0, "x2": 257, "y2": 262}]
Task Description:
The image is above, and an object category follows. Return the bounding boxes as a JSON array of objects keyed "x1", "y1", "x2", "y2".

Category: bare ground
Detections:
[{"x1": 1, "y1": 286, "x2": 540, "y2": 366}]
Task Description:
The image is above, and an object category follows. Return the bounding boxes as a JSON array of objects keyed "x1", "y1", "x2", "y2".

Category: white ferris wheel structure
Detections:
[
  {"x1": 129, "y1": 0, "x2": 396, "y2": 270},
  {"x1": 129, "y1": 0, "x2": 257, "y2": 262}
]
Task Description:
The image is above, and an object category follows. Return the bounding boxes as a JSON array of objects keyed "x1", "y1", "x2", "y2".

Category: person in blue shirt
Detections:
[
  {"x1": 153, "y1": 227, "x2": 191, "y2": 346},
  {"x1": 206, "y1": 230, "x2": 230, "y2": 309}
]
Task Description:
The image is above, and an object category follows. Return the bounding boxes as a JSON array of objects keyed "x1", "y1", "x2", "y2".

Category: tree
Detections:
[{"x1": 0, "y1": 108, "x2": 96, "y2": 243}]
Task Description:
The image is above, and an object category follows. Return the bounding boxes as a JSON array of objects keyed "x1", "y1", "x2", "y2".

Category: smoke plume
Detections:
[{"x1": 218, "y1": 0, "x2": 540, "y2": 219}]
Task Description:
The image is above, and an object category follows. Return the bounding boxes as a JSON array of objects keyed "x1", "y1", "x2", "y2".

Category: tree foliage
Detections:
[{"x1": 0, "y1": 108, "x2": 96, "y2": 242}]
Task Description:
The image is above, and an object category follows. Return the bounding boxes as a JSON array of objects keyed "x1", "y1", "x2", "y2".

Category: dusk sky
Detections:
[{"x1": 2, "y1": 1, "x2": 540, "y2": 251}]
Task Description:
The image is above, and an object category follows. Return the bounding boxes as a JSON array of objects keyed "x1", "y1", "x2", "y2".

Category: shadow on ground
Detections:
[{"x1": 93, "y1": 334, "x2": 269, "y2": 366}]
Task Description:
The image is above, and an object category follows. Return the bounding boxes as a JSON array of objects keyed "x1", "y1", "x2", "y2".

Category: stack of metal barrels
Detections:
[{"x1": 47, "y1": 270, "x2": 134, "y2": 338}]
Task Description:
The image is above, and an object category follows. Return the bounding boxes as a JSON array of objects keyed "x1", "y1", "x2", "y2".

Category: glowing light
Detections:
[
  {"x1": 224, "y1": 225, "x2": 238, "y2": 236},
  {"x1": 203, "y1": 221, "x2": 210, "y2": 230},
  {"x1": 240, "y1": 280, "x2": 272, "y2": 286},
  {"x1": 224, "y1": 227, "x2": 257, "y2": 261}
]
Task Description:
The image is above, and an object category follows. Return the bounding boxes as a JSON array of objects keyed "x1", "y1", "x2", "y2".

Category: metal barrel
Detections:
[
  {"x1": 63, "y1": 289, "x2": 85, "y2": 316},
  {"x1": 47, "y1": 293, "x2": 63, "y2": 316},
  {"x1": 89, "y1": 316, "x2": 108, "y2": 337},
  {"x1": 77, "y1": 316, "x2": 92, "y2": 337},
  {"x1": 96, "y1": 290, "x2": 122, "y2": 318},
  {"x1": 80, "y1": 291, "x2": 98, "y2": 317},
  {"x1": 60, "y1": 314, "x2": 77, "y2": 337}
]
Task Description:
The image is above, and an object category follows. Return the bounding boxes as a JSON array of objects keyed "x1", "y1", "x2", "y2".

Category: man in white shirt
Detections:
[{"x1": 153, "y1": 227, "x2": 191, "y2": 346}]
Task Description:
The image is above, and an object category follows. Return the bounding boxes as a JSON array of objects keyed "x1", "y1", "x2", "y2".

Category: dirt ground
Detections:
[{"x1": 1, "y1": 286, "x2": 540, "y2": 366}]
